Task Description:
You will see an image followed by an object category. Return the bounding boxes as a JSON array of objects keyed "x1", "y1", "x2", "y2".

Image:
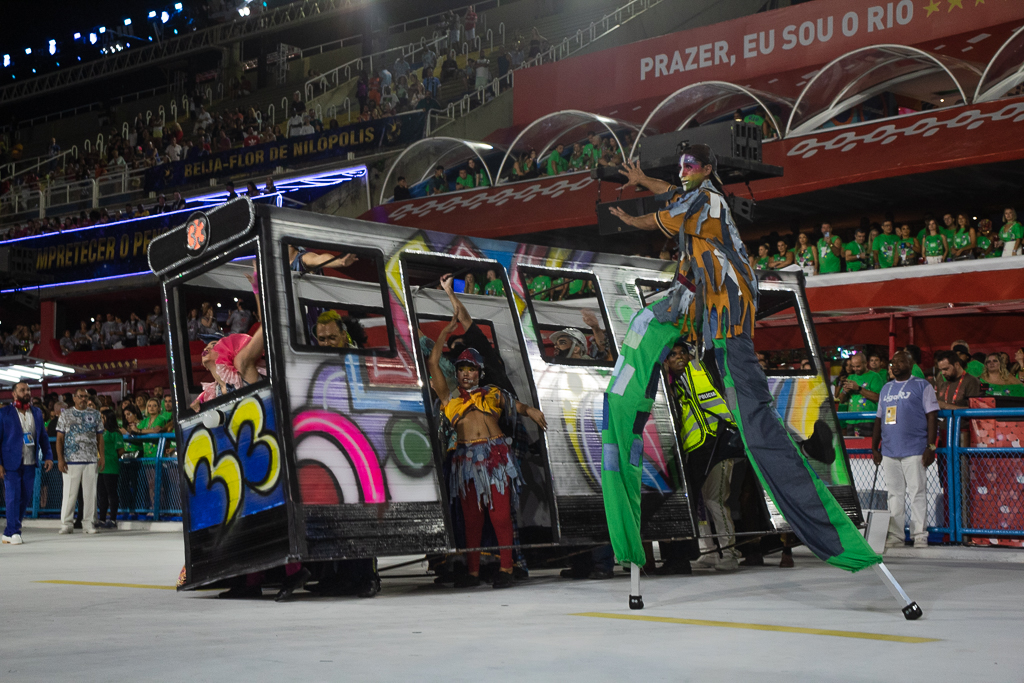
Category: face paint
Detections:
[{"x1": 678, "y1": 154, "x2": 708, "y2": 190}]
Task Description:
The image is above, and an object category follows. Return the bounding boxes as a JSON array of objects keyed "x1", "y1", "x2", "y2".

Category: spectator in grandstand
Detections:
[
  {"x1": 455, "y1": 168, "x2": 475, "y2": 191},
  {"x1": 1, "y1": 381, "x2": 55, "y2": 545},
  {"x1": 290, "y1": 91, "x2": 305, "y2": 117},
  {"x1": 1011, "y1": 348, "x2": 1024, "y2": 383},
  {"x1": 136, "y1": 202, "x2": 150, "y2": 217},
  {"x1": 226, "y1": 301, "x2": 254, "y2": 334},
  {"x1": 225, "y1": 181, "x2": 238, "y2": 200},
  {"x1": 101, "y1": 314, "x2": 124, "y2": 349},
  {"x1": 546, "y1": 144, "x2": 568, "y2": 176},
  {"x1": 872, "y1": 220, "x2": 900, "y2": 269},
  {"x1": 980, "y1": 352, "x2": 1024, "y2": 397},
  {"x1": 474, "y1": 53, "x2": 491, "y2": 91},
  {"x1": 441, "y1": 49, "x2": 460, "y2": 81},
  {"x1": 165, "y1": 138, "x2": 182, "y2": 162},
  {"x1": 243, "y1": 128, "x2": 260, "y2": 147},
  {"x1": 996, "y1": 207, "x2": 1022, "y2": 257},
  {"x1": 843, "y1": 227, "x2": 870, "y2": 272},
  {"x1": 246, "y1": 182, "x2": 259, "y2": 197},
  {"x1": 152, "y1": 195, "x2": 168, "y2": 214},
  {"x1": 392, "y1": 176, "x2": 411, "y2": 201},
  {"x1": 868, "y1": 352, "x2": 887, "y2": 381},
  {"x1": 55, "y1": 388, "x2": 104, "y2": 535},
  {"x1": 935, "y1": 350, "x2": 981, "y2": 409},
  {"x1": 794, "y1": 232, "x2": 817, "y2": 276},
  {"x1": 748, "y1": 242, "x2": 770, "y2": 270},
  {"x1": 872, "y1": 350, "x2": 937, "y2": 550},
  {"x1": 895, "y1": 223, "x2": 919, "y2": 266},
  {"x1": 902, "y1": 344, "x2": 925, "y2": 378},
  {"x1": 768, "y1": 237, "x2": 794, "y2": 270},
  {"x1": 73, "y1": 321, "x2": 93, "y2": 351},
  {"x1": 198, "y1": 303, "x2": 222, "y2": 337},
  {"x1": 951, "y1": 341, "x2": 985, "y2": 377},
  {"x1": 186, "y1": 308, "x2": 200, "y2": 342},
  {"x1": 921, "y1": 218, "x2": 949, "y2": 264},
  {"x1": 147, "y1": 305, "x2": 166, "y2": 345},
  {"x1": 463, "y1": 272, "x2": 481, "y2": 295},
  {"x1": 950, "y1": 213, "x2": 977, "y2": 259},
  {"x1": 265, "y1": 177, "x2": 277, "y2": 194},
  {"x1": 393, "y1": 54, "x2": 411, "y2": 81},
  {"x1": 195, "y1": 106, "x2": 213, "y2": 134},
  {"x1": 528, "y1": 27, "x2": 548, "y2": 59},
  {"x1": 297, "y1": 115, "x2": 315, "y2": 137},
  {"x1": 973, "y1": 218, "x2": 997, "y2": 259},
  {"x1": 838, "y1": 352, "x2": 882, "y2": 436},
  {"x1": 464, "y1": 6, "x2": 478, "y2": 42},
  {"x1": 427, "y1": 165, "x2": 448, "y2": 195},
  {"x1": 59, "y1": 330, "x2": 75, "y2": 356},
  {"x1": 173, "y1": 192, "x2": 187, "y2": 211},
  {"x1": 422, "y1": 44, "x2": 438, "y2": 74}
]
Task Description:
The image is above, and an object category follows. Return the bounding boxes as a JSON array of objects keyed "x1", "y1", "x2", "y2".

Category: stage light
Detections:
[
  {"x1": 48, "y1": 40, "x2": 57, "y2": 55},
  {"x1": 24, "y1": 48, "x2": 32, "y2": 55},
  {"x1": 126, "y1": 42, "x2": 130, "y2": 47},
  {"x1": 161, "y1": 11, "x2": 170, "y2": 23},
  {"x1": 124, "y1": 18, "x2": 132, "y2": 26},
  {"x1": 148, "y1": 10, "x2": 157, "y2": 18},
  {"x1": 174, "y1": 2, "x2": 183, "y2": 9},
  {"x1": 74, "y1": 32, "x2": 81, "y2": 39},
  {"x1": 99, "y1": 26, "x2": 106, "y2": 33},
  {"x1": 90, "y1": 33, "x2": 97, "y2": 44},
  {"x1": 2, "y1": 55, "x2": 9, "y2": 68},
  {"x1": 173, "y1": 29, "x2": 178, "y2": 34},
  {"x1": 31, "y1": 68, "x2": 36, "y2": 73}
]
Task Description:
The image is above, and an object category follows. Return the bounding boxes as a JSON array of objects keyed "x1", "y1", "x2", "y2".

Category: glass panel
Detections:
[
  {"x1": 520, "y1": 267, "x2": 616, "y2": 366},
  {"x1": 754, "y1": 289, "x2": 816, "y2": 376}
]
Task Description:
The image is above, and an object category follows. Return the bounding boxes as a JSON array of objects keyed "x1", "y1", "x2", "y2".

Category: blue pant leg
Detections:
[
  {"x1": 18, "y1": 465, "x2": 36, "y2": 534},
  {"x1": 4, "y1": 465, "x2": 24, "y2": 537}
]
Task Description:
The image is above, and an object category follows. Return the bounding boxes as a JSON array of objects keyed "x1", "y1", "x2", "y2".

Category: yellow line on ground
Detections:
[
  {"x1": 36, "y1": 580, "x2": 176, "y2": 591},
  {"x1": 573, "y1": 613, "x2": 938, "y2": 643}
]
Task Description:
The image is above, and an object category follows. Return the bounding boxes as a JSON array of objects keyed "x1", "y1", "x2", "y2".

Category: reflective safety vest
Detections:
[{"x1": 673, "y1": 359, "x2": 735, "y2": 452}]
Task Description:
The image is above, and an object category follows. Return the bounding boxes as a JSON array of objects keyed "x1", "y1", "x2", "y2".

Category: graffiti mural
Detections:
[{"x1": 181, "y1": 391, "x2": 284, "y2": 531}]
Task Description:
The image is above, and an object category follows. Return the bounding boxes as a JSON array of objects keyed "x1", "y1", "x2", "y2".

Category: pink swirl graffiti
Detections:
[{"x1": 293, "y1": 409, "x2": 386, "y2": 504}]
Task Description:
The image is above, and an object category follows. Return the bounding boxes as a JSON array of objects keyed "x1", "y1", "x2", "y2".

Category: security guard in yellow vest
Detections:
[{"x1": 661, "y1": 339, "x2": 743, "y2": 573}]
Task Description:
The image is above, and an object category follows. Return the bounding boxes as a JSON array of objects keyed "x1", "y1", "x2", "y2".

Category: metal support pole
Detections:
[
  {"x1": 872, "y1": 562, "x2": 923, "y2": 620},
  {"x1": 629, "y1": 562, "x2": 643, "y2": 610}
]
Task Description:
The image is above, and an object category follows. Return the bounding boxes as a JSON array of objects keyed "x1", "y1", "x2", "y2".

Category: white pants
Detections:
[
  {"x1": 883, "y1": 455, "x2": 927, "y2": 543},
  {"x1": 61, "y1": 463, "x2": 97, "y2": 530},
  {"x1": 702, "y1": 459, "x2": 738, "y2": 559}
]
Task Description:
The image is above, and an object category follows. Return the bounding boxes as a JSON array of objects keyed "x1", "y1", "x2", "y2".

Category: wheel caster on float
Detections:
[
  {"x1": 902, "y1": 601, "x2": 923, "y2": 620},
  {"x1": 629, "y1": 594, "x2": 644, "y2": 610}
]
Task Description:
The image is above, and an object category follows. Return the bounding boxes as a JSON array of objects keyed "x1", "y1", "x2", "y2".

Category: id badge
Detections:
[
  {"x1": 884, "y1": 405, "x2": 897, "y2": 425},
  {"x1": 23, "y1": 433, "x2": 35, "y2": 446}
]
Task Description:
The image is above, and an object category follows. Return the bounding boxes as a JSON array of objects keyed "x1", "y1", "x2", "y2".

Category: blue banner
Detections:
[{"x1": 146, "y1": 111, "x2": 426, "y2": 192}]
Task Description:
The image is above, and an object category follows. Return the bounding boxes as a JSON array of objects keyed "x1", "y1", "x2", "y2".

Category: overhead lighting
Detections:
[
  {"x1": 49, "y1": 40, "x2": 57, "y2": 55},
  {"x1": 74, "y1": 32, "x2": 81, "y2": 39},
  {"x1": 99, "y1": 26, "x2": 106, "y2": 33},
  {"x1": 161, "y1": 11, "x2": 170, "y2": 23},
  {"x1": 126, "y1": 42, "x2": 130, "y2": 47},
  {"x1": 174, "y1": 2, "x2": 183, "y2": 9},
  {"x1": 24, "y1": 47, "x2": 32, "y2": 55},
  {"x1": 0, "y1": 371, "x2": 24, "y2": 384},
  {"x1": 2, "y1": 55, "x2": 9, "y2": 68},
  {"x1": 124, "y1": 18, "x2": 132, "y2": 26},
  {"x1": 9, "y1": 365, "x2": 44, "y2": 379},
  {"x1": 43, "y1": 362, "x2": 77, "y2": 374},
  {"x1": 89, "y1": 33, "x2": 97, "y2": 44},
  {"x1": 148, "y1": 10, "x2": 157, "y2": 18}
]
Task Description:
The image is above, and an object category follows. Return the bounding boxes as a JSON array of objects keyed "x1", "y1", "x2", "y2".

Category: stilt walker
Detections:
[{"x1": 601, "y1": 145, "x2": 921, "y2": 619}]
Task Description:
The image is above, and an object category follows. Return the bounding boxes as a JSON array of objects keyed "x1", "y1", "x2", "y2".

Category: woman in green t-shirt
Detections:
[
  {"x1": 922, "y1": 218, "x2": 949, "y2": 264},
  {"x1": 750, "y1": 243, "x2": 770, "y2": 270},
  {"x1": 794, "y1": 232, "x2": 818, "y2": 276},
  {"x1": 895, "y1": 223, "x2": 919, "y2": 266},
  {"x1": 1012, "y1": 348, "x2": 1024, "y2": 384},
  {"x1": 950, "y1": 213, "x2": 977, "y2": 259},
  {"x1": 975, "y1": 219, "x2": 998, "y2": 258},
  {"x1": 769, "y1": 239, "x2": 794, "y2": 270},
  {"x1": 980, "y1": 353, "x2": 1024, "y2": 397},
  {"x1": 996, "y1": 207, "x2": 1023, "y2": 257},
  {"x1": 99, "y1": 411, "x2": 125, "y2": 528},
  {"x1": 130, "y1": 398, "x2": 172, "y2": 458},
  {"x1": 463, "y1": 272, "x2": 481, "y2": 295}
]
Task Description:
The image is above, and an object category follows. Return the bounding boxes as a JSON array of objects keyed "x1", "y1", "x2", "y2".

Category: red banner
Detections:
[
  {"x1": 741, "y1": 96, "x2": 1024, "y2": 200},
  {"x1": 513, "y1": 0, "x2": 1024, "y2": 125}
]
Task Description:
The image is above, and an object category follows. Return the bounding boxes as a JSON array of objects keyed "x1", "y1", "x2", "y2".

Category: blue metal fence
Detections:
[
  {"x1": 838, "y1": 408, "x2": 1024, "y2": 544},
  {"x1": 0, "y1": 433, "x2": 181, "y2": 521}
]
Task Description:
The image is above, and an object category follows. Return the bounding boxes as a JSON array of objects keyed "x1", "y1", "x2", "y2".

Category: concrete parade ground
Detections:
[{"x1": 1, "y1": 521, "x2": 1022, "y2": 682}]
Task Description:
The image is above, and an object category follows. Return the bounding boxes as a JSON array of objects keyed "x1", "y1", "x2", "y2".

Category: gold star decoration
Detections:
[
  {"x1": 947, "y1": 0, "x2": 963, "y2": 9},
  {"x1": 974, "y1": 0, "x2": 984, "y2": 5},
  {"x1": 924, "y1": 0, "x2": 941, "y2": 15}
]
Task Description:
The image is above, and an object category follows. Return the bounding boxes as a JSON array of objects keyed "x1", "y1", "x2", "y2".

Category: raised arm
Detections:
[
  {"x1": 428, "y1": 316, "x2": 459, "y2": 404},
  {"x1": 608, "y1": 206, "x2": 659, "y2": 231},
  {"x1": 440, "y1": 273, "x2": 473, "y2": 330},
  {"x1": 617, "y1": 160, "x2": 673, "y2": 195},
  {"x1": 581, "y1": 309, "x2": 612, "y2": 361}
]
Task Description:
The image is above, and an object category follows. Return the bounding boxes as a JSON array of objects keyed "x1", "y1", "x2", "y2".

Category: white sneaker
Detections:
[
  {"x1": 10, "y1": 534, "x2": 23, "y2": 545},
  {"x1": 913, "y1": 536, "x2": 929, "y2": 549},
  {"x1": 84, "y1": 525, "x2": 98, "y2": 535},
  {"x1": 693, "y1": 554, "x2": 718, "y2": 569},
  {"x1": 715, "y1": 555, "x2": 740, "y2": 572},
  {"x1": 58, "y1": 525, "x2": 74, "y2": 534},
  {"x1": 1, "y1": 535, "x2": 12, "y2": 544}
]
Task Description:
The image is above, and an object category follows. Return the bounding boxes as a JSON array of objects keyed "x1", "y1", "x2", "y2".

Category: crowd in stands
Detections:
[{"x1": 746, "y1": 211, "x2": 1023, "y2": 275}]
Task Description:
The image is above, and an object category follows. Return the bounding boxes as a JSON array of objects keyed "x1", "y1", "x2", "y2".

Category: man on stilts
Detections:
[{"x1": 601, "y1": 144, "x2": 921, "y2": 619}]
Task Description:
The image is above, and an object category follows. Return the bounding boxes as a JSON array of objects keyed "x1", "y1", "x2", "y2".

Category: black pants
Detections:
[{"x1": 97, "y1": 473, "x2": 119, "y2": 522}]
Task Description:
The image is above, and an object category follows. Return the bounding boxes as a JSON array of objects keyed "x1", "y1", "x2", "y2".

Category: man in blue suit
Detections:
[{"x1": 1, "y1": 382, "x2": 54, "y2": 544}]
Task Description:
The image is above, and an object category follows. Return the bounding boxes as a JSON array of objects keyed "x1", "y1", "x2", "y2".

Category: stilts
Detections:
[
  {"x1": 629, "y1": 562, "x2": 644, "y2": 610},
  {"x1": 873, "y1": 562, "x2": 923, "y2": 620}
]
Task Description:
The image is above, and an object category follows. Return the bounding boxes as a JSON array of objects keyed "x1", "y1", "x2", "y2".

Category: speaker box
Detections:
[{"x1": 638, "y1": 121, "x2": 762, "y2": 165}]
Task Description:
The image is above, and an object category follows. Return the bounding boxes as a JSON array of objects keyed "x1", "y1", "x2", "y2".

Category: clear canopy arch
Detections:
[
  {"x1": 495, "y1": 110, "x2": 637, "y2": 182},
  {"x1": 786, "y1": 44, "x2": 982, "y2": 137},
  {"x1": 975, "y1": 25, "x2": 1024, "y2": 103},
  {"x1": 379, "y1": 137, "x2": 502, "y2": 204},
  {"x1": 629, "y1": 81, "x2": 794, "y2": 158}
]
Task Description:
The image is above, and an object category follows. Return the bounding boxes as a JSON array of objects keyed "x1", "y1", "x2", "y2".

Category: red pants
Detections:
[{"x1": 460, "y1": 481, "x2": 514, "y2": 573}]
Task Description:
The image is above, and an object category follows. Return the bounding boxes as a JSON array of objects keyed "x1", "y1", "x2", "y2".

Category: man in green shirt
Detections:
[
  {"x1": 546, "y1": 144, "x2": 568, "y2": 176},
  {"x1": 580, "y1": 132, "x2": 602, "y2": 169},
  {"x1": 527, "y1": 274, "x2": 552, "y2": 301},
  {"x1": 902, "y1": 345, "x2": 926, "y2": 378},
  {"x1": 867, "y1": 352, "x2": 888, "y2": 382},
  {"x1": 941, "y1": 213, "x2": 957, "y2": 241},
  {"x1": 839, "y1": 353, "x2": 883, "y2": 436},
  {"x1": 872, "y1": 220, "x2": 900, "y2": 269},
  {"x1": 454, "y1": 168, "x2": 475, "y2": 190},
  {"x1": 844, "y1": 227, "x2": 871, "y2": 272},
  {"x1": 817, "y1": 222, "x2": 843, "y2": 274},
  {"x1": 483, "y1": 269, "x2": 505, "y2": 297}
]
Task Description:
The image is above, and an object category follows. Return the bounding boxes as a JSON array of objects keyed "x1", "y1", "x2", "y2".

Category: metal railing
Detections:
[
  {"x1": 0, "y1": 433, "x2": 181, "y2": 521},
  {"x1": 1, "y1": 165, "x2": 148, "y2": 221},
  {"x1": 838, "y1": 408, "x2": 1024, "y2": 544}
]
